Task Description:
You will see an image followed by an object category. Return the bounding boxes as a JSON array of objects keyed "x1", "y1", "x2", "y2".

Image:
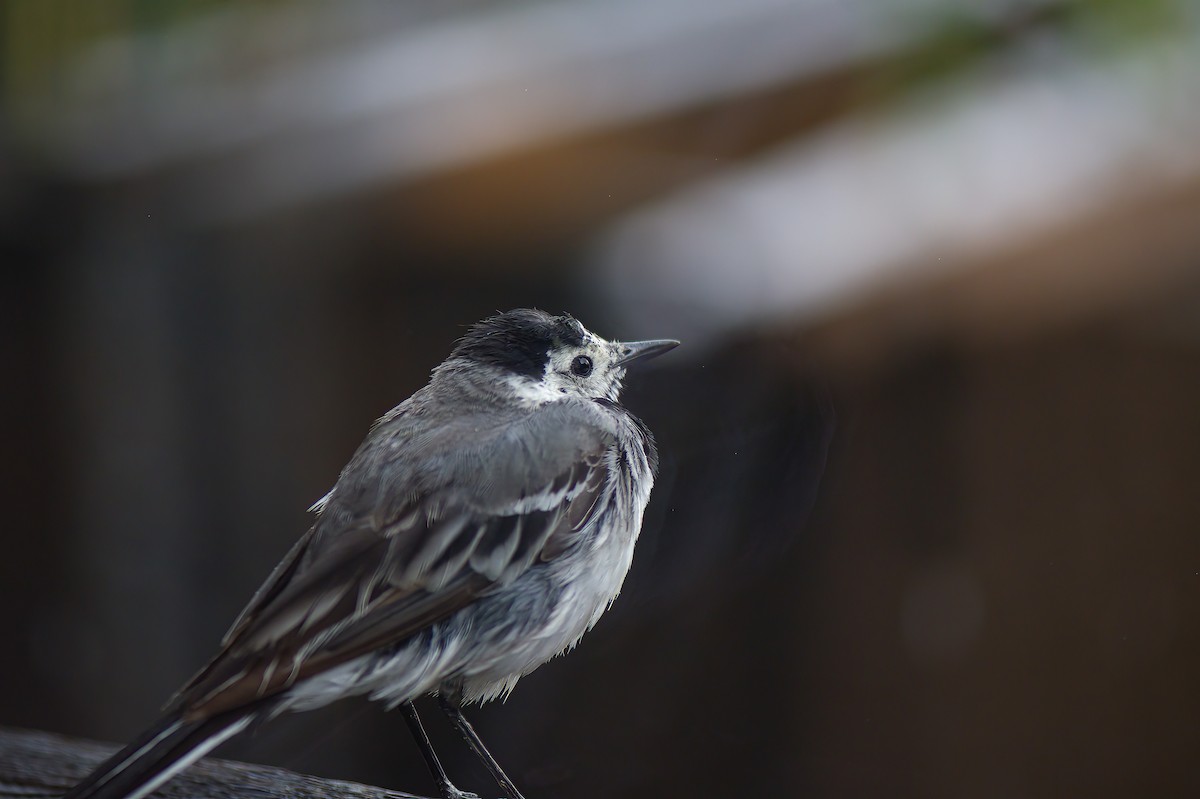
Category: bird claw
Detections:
[
  {"x1": 428, "y1": 785, "x2": 482, "y2": 799},
  {"x1": 445, "y1": 790, "x2": 483, "y2": 799}
]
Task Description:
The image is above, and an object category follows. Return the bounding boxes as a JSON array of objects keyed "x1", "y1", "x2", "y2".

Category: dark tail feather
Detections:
[{"x1": 63, "y1": 709, "x2": 256, "y2": 799}]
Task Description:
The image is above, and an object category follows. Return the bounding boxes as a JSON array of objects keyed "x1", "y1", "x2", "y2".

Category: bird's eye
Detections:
[{"x1": 570, "y1": 355, "x2": 593, "y2": 377}]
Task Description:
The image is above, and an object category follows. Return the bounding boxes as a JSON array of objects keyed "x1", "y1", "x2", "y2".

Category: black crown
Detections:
[{"x1": 453, "y1": 309, "x2": 586, "y2": 379}]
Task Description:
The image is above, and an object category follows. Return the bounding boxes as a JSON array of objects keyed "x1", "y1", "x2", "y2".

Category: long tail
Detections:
[{"x1": 63, "y1": 709, "x2": 257, "y2": 799}]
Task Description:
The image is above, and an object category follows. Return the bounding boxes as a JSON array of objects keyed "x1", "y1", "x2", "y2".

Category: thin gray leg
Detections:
[
  {"x1": 401, "y1": 700, "x2": 480, "y2": 799},
  {"x1": 436, "y1": 696, "x2": 526, "y2": 799}
]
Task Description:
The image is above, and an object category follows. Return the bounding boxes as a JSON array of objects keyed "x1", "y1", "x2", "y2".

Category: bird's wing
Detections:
[{"x1": 174, "y1": 404, "x2": 615, "y2": 720}]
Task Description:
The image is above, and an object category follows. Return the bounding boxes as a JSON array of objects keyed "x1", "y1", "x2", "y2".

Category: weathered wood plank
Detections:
[{"x1": 0, "y1": 727, "x2": 426, "y2": 799}]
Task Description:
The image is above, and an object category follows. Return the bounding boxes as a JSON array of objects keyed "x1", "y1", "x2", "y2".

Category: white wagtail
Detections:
[{"x1": 65, "y1": 309, "x2": 678, "y2": 799}]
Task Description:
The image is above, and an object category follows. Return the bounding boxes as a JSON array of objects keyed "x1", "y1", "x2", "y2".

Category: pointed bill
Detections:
[{"x1": 615, "y1": 339, "x2": 679, "y2": 367}]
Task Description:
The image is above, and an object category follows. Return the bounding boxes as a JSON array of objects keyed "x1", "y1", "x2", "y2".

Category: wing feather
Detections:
[{"x1": 175, "y1": 411, "x2": 617, "y2": 721}]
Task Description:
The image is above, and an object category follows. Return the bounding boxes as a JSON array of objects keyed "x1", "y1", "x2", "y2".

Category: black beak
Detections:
[{"x1": 615, "y1": 339, "x2": 680, "y2": 367}]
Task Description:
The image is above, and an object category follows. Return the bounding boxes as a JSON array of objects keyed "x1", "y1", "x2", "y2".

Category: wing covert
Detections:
[{"x1": 176, "y1": 420, "x2": 615, "y2": 720}]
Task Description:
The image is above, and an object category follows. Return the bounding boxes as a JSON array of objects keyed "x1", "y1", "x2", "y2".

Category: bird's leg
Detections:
[
  {"x1": 401, "y1": 701, "x2": 481, "y2": 799},
  {"x1": 436, "y1": 695, "x2": 527, "y2": 799}
]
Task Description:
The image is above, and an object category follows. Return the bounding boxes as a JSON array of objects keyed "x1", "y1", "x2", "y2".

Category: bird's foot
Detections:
[{"x1": 403, "y1": 785, "x2": 486, "y2": 799}]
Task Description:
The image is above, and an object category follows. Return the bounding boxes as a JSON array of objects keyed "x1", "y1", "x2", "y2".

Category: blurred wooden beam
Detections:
[
  {"x1": 593, "y1": 28, "x2": 1200, "y2": 354},
  {"x1": 36, "y1": 0, "x2": 1059, "y2": 227},
  {"x1": 800, "y1": 174, "x2": 1200, "y2": 376}
]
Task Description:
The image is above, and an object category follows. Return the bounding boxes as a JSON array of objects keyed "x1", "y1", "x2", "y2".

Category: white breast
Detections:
[{"x1": 456, "y1": 441, "x2": 654, "y2": 703}]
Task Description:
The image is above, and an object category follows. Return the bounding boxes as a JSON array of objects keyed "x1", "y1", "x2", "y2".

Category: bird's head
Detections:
[{"x1": 446, "y1": 309, "x2": 678, "y2": 405}]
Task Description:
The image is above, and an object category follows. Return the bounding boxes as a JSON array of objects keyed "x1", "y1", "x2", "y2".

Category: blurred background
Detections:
[{"x1": 3, "y1": 0, "x2": 1200, "y2": 797}]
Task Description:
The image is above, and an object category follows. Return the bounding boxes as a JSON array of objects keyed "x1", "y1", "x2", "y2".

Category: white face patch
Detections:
[{"x1": 508, "y1": 326, "x2": 626, "y2": 406}]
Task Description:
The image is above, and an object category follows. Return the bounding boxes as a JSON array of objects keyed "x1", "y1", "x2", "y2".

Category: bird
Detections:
[{"x1": 64, "y1": 308, "x2": 679, "y2": 799}]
